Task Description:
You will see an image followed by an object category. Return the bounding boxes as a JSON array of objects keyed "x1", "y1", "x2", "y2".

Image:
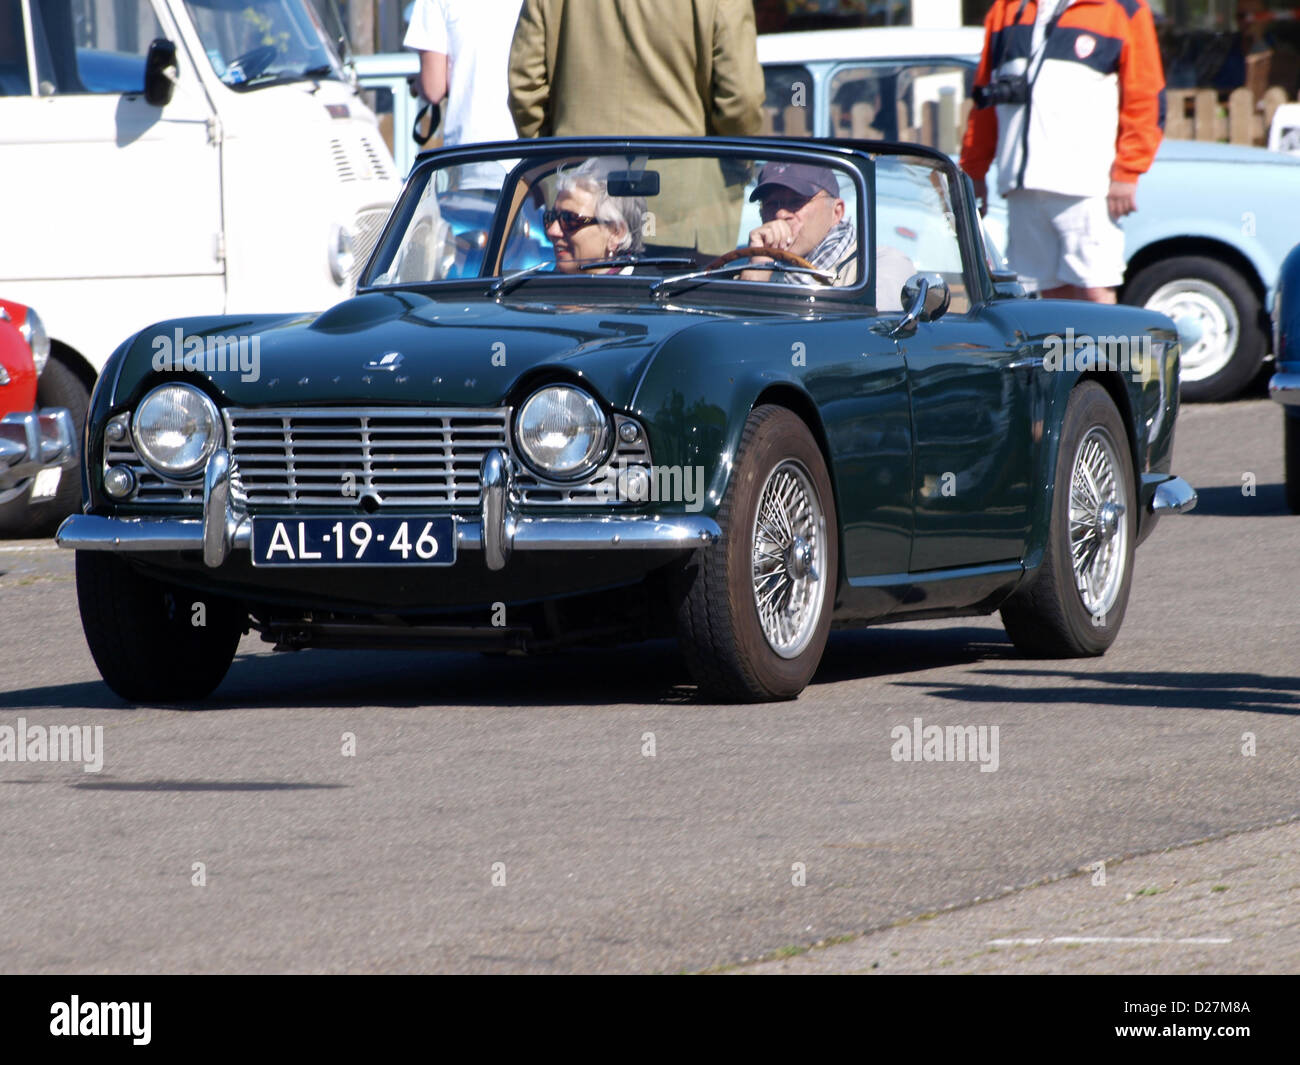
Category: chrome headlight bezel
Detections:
[
  {"x1": 513, "y1": 384, "x2": 613, "y2": 484},
  {"x1": 131, "y1": 383, "x2": 223, "y2": 481},
  {"x1": 18, "y1": 307, "x2": 50, "y2": 376}
]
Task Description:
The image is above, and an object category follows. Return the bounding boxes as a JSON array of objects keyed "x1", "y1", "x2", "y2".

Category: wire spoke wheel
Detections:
[
  {"x1": 1068, "y1": 428, "x2": 1127, "y2": 619},
  {"x1": 750, "y1": 460, "x2": 827, "y2": 659}
]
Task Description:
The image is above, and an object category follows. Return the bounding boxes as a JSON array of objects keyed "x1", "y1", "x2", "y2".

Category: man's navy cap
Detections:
[{"x1": 750, "y1": 162, "x2": 840, "y2": 203}]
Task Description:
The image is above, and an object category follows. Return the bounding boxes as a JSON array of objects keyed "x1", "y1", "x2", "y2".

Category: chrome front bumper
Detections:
[
  {"x1": 57, "y1": 447, "x2": 720, "y2": 570},
  {"x1": 1149, "y1": 476, "x2": 1197, "y2": 515},
  {"x1": 1269, "y1": 371, "x2": 1300, "y2": 407},
  {"x1": 0, "y1": 408, "x2": 76, "y2": 493}
]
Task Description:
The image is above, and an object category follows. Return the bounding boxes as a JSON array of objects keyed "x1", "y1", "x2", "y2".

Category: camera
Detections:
[{"x1": 973, "y1": 74, "x2": 1029, "y2": 109}]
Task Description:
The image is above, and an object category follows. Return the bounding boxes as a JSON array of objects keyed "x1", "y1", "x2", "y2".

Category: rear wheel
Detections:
[
  {"x1": 76, "y1": 552, "x2": 244, "y2": 704},
  {"x1": 1001, "y1": 382, "x2": 1136, "y2": 656},
  {"x1": 676, "y1": 405, "x2": 837, "y2": 701},
  {"x1": 1125, "y1": 255, "x2": 1264, "y2": 402},
  {"x1": 1286, "y1": 414, "x2": 1300, "y2": 515}
]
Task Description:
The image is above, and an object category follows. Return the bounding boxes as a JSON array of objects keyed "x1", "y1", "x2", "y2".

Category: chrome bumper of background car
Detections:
[
  {"x1": 1268, "y1": 371, "x2": 1300, "y2": 407},
  {"x1": 0, "y1": 408, "x2": 75, "y2": 490},
  {"x1": 57, "y1": 447, "x2": 720, "y2": 567},
  {"x1": 1149, "y1": 476, "x2": 1197, "y2": 514}
]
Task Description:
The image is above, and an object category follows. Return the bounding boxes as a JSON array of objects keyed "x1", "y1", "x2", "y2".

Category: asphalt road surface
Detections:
[{"x1": 1, "y1": 398, "x2": 1296, "y2": 974}]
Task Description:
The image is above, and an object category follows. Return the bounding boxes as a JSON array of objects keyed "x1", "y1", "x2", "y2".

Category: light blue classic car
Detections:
[{"x1": 756, "y1": 27, "x2": 1300, "y2": 402}]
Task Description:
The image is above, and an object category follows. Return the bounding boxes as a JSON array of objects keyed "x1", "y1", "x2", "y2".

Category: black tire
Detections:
[
  {"x1": 1000, "y1": 382, "x2": 1136, "y2": 657},
  {"x1": 1286, "y1": 414, "x2": 1300, "y2": 516},
  {"x1": 0, "y1": 355, "x2": 90, "y2": 538},
  {"x1": 76, "y1": 552, "x2": 245, "y2": 704},
  {"x1": 1124, "y1": 255, "x2": 1265, "y2": 403},
  {"x1": 675, "y1": 405, "x2": 837, "y2": 702}
]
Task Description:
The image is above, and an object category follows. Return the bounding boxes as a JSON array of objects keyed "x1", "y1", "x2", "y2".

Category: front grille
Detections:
[
  {"x1": 103, "y1": 407, "x2": 654, "y2": 510},
  {"x1": 225, "y1": 407, "x2": 508, "y2": 507}
]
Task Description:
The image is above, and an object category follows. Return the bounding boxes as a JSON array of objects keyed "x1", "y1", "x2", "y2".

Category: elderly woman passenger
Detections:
[{"x1": 545, "y1": 159, "x2": 646, "y2": 274}]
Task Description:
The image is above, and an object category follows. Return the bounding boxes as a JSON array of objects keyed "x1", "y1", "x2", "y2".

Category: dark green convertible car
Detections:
[{"x1": 59, "y1": 137, "x2": 1196, "y2": 703}]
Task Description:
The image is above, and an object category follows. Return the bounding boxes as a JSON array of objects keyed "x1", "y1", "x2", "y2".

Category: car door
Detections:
[
  {"x1": 0, "y1": 0, "x2": 224, "y2": 303},
  {"x1": 873, "y1": 154, "x2": 1035, "y2": 573}
]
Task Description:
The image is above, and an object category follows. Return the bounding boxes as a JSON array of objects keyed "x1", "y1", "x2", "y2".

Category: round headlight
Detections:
[
  {"x1": 18, "y1": 307, "x2": 50, "y2": 376},
  {"x1": 132, "y1": 384, "x2": 222, "y2": 479},
  {"x1": 515, "y1": 385, "x2": 611, "y2": 481}
]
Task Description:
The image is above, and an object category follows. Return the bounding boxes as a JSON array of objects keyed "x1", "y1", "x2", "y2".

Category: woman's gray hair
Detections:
[{"x1": 554, "y1": 158, "x2": 646, "y2": 255}]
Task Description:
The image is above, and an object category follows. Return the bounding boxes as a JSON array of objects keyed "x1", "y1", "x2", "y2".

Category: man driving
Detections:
[{"x1": 740, "y1": 163, "x2": 858, "y2": 286}]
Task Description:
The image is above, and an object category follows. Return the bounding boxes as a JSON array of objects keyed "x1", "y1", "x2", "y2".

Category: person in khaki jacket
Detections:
[{"x1": 508, "y1": 0, "x2": 765, "y2": 255}]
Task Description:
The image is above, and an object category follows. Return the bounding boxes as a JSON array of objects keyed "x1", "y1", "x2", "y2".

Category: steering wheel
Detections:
[
  {"x1": 704, "y1": 245, "x2": 831, "y2": 282},
  {"x1": 227, "y1": 44, "x2": 278, "y2": 82}
]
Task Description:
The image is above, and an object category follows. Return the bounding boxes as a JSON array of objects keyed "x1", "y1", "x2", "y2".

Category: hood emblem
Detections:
[{"x1": 365, "y1": 351, "x2": 404, "y2": 372}]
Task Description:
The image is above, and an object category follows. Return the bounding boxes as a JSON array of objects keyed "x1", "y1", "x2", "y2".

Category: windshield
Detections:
[
  {"x1": 364, "y1": 147, "x2": 865, "y2": 292},
  {"x1": 184, "y1": 0, "x2": 341, "y2": 89}
]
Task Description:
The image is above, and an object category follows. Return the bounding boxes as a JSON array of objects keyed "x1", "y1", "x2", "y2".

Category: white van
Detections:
[{"x1": 0, "y1": 0, "x2": 401, "y2": 530}]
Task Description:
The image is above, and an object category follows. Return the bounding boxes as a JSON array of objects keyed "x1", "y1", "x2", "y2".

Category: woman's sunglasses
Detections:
[{"x1": 544, "y1": 208, "x2": 600, "y2": 235}]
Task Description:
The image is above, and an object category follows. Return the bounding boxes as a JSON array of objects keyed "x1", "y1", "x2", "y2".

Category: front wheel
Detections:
[
  {"x1": 1001, "y1": 382, "x2": 1136, "y2": 656},
  {"x1": 76, "y1": 553, "x2": 245, "y2": 704},
  {"x1": 675, "y1": 405, "x2": 837, "y2": 701}
]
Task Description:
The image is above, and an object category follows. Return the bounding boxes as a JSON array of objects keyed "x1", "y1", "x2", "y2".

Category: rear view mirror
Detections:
[
  {"x1": 607, "y1": 170, "x2": 660, "y2": 197},
  {"x1": 144, "y1": 39, "x2": 179, "y2": 107}
]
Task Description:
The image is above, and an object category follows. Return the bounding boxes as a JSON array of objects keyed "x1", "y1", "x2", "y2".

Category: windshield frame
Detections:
[{"x1": 359, "y1": 137, "x2": 880, "y2": 305}]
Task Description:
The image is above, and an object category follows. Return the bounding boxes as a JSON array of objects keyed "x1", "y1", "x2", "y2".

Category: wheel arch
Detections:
[
  {"x1": 750, "y1": 383, "x2": 844, "y2": 587},
  {"x1": 1122, "y1": 237, "x2": 1267, "y2": 310}
]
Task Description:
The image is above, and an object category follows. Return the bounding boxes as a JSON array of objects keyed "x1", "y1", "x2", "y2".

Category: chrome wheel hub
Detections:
[
  {"x1": 1069, "y1": 428, "x2": 1129, "y2": 618},
  {"x1": 751, "y1": 461, "x2": 827, "y2": 659},
  {"x1": 1144, "y1": 279, "x2": 1238, "y2": 383}
]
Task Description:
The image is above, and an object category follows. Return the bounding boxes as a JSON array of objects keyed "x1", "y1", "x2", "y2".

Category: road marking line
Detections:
[{"x1": 990, "y1": 937, "x2": 1231, "y2": 946}]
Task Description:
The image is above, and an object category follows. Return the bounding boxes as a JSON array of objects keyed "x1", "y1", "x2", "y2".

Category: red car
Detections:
[{"x1": 0, "y1": 299, "x2": 75, "y2": 535}]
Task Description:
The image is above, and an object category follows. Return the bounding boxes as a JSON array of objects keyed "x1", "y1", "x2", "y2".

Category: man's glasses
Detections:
[
  {"x1": 759, "y1": 190, "x2": 825, "y2": 218},
  {"x1": 544, "y1": 208, "x2": 600, "y2": 235}
]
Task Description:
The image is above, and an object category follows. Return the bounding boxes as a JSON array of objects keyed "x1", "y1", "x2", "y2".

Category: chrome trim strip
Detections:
[
  {"x1": 1268, "y1": 372, "x2": 1300, "y2": 407},
  {"x1": 1150, "y1": 476, "x2": 1197, "y2": 515}
]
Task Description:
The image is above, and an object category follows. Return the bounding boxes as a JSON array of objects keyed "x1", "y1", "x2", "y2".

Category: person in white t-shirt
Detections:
[{"x1": 404, "y1": 0, "x2": 523, "y2": 148}]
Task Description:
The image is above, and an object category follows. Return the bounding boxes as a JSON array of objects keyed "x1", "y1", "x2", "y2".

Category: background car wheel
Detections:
[
  {"x1": 0, "y1": 355, "x2": 89, "y2": 538},
  {"x1": 1000, "y1": 382, "x2": 1136, "y2": 657},
  {"x1": 1286, "y1": 415, "x2": 1300, "y2": 516},
  {"x1": 675, "y1": 405, "x2": 837, "y2": 702},
  {"x1": 76, "y1": 552, "x2": 245, "y2": 704},
  {"x1": 1125, "y1": 255, "x2": 1265, "y2": 402}
]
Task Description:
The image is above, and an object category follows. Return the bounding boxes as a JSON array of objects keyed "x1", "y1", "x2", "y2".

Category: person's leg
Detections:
[
  {"x1": 1052, "y1": 196, "x2": 1125, "y2": 302},
  {"x1": 1005, "y1": 190, "x2": 1063, "y2": 294}
]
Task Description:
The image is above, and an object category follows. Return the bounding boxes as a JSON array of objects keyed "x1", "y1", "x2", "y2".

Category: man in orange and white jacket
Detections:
[{"x1": 960, "y1": 0, "x2": 1166, "y2": 303}]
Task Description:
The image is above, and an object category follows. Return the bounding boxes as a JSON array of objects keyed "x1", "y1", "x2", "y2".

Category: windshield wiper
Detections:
[
  {"x1": 489, "y1": 256, "x2": 696, "y2": 297},
  {"x1": 651, "y1": 260, "x2": 835, "y2": 299},
  {"x1": 236, "y1": 65, "x2": 337, "y2": 90}
]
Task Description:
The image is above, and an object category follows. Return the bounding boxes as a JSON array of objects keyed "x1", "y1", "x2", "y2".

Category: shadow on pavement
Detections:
[{"x1": 896, "y1": 667, "x2": 1300, "y2": 715}]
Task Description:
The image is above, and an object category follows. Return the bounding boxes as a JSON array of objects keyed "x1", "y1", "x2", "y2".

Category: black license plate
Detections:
[{"x1": 251, "y1": 517, "x2": 456, "y2": 567}]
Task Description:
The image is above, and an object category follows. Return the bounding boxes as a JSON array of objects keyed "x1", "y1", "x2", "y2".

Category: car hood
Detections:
[{"x1": 116, "y1": 289, "x2": 759, "y2": 411}]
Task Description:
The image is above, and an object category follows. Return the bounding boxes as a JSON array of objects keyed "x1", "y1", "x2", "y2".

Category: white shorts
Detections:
[{"x1": 1005, "y1": 189, "x2": 1125, "y2": 290}]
